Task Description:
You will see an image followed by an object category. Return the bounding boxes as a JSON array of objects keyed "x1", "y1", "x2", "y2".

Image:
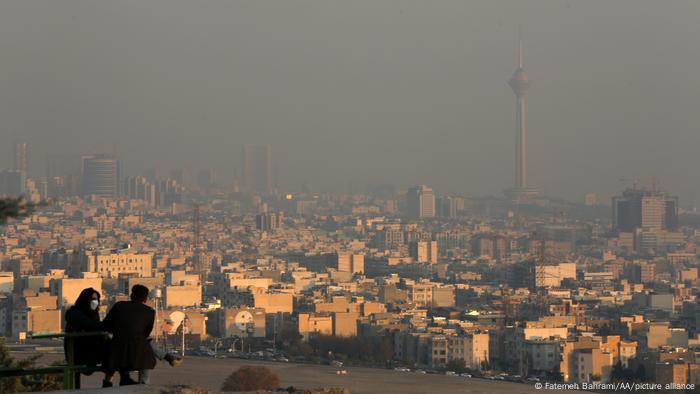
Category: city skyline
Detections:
[
  {"x1": 1, "y1": 1, "x2": 699, "y2": 202},
  {"x1": 3, "y1": 2, "x2": 700, "y2": 391}
]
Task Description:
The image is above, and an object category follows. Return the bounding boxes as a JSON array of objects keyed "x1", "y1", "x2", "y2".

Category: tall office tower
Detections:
[
  {"x1": 14, "y1": 142, "x2": 28, "y2": 175},
  {"x1": 123, "y1": 176, "x2": 157, "y2": 206},
  {"x1": 0, "y1": 169, "x2": 26, "y2": 197},
  {"x1": 612, "y1": 187, "x2": 678, "y2": 232},
  {"x1": 406, "y1": 185, "x2": 436, "y2": 218},
  {"x1": 505, "y1": 35, "x2": 538, "y2": 201},
  {"x1": 438, "y1": 196, "x2": 459, "y2": 218},
  {"x1": 169, "y1": 168, "x2": 185, "y2": 185},
  {"x1": 156, "y1": 178, "x2": 184, "y2": 206},
  {"x1": 81, "y1": 154, "x2": 120, "y2": 198},
  {"x1": 242, "y1": 144, "x2": 273, "y2": 194},
  {"x1": 255, "y1": 211, "x2": 284, "y2": 232},
  {"x1": 409, "y1": 241, "x2": 438, "y2": 263},
  {"x1": 336, "y1": 252, "x2": 364, "y2": 274}
]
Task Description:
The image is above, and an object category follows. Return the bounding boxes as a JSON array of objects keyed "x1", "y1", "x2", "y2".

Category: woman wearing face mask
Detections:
[{"x1": 65, "y1": 287, "x2": 114, "y2": 388}]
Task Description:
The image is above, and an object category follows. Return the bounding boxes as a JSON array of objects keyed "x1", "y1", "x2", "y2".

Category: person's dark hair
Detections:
[
  {"x1": 130, "y1": 284, "x2": 149, "y2": 302},
  {"x1": 73, "y1": 287, "x2": 100, "y2": 320}
]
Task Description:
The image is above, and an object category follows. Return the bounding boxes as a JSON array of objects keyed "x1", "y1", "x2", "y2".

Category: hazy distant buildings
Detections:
[
  {"x1": 584, "y1": 193, "x2": 598, "y2": 206},
  {"x1": 197, "y1": 169, "x2": 217, "y2": 190},
  {"x1": 437, "y1": 196, "x2": 465, "y2": 218},
  {"x1": 14, "y1": 142, "x2": 28, "y2": 175},
  {"x1": 471, "y1": 234, "x2": 509, "y2": 260},
  {"x1": 81, "y1": 155, "x2": 120, "y2": 198},
  {"x1": 255, "y1": 212, "x2": 284, "y2": 232},
  {"x1": 409, "y1": 241, "x2": 438, "y2": 263},
  {"x1": 0, "y1": 170, "x2": 25, "y2": 197},
  {"x1": 612, "y1": 187, "x2": 678, "y2": 232},
  {"x1": 123, "y1": 176, "x2": 157, "y2": 206},
  {"x1": 242, "y1": 144, "x2": 273, "y2": 194},
  {"x1": 375, "y1": 225, "x2": 404, "y2": 250},
  {"x1": 407, "y1": 185, "x2": 436, "y2": 218}
]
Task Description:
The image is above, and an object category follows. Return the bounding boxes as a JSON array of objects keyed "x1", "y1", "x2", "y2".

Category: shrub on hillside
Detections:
[{"x1": 220, "y1": 365, "x2": 280, "y2": 392}]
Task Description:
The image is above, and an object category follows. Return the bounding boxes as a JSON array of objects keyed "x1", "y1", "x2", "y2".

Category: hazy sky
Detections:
[{"x1": 1, "y1": 1, "x2": 699, "y2": 203}]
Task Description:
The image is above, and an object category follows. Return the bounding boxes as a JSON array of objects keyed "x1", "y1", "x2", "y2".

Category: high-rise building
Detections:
[
  {"x1": 156, "y1": 178, "x2": 184, "y2": 206},
  {"x1": 505, "y1": 35, "x2": 538, "y2": 201},
  {"x1": 255, "y1": 212, "x2": 284, "y2": 232},
  {"x1": 13, "y1": 142, "x2": 28, "y2": 175},
  {"x1": 612, "y1": 187, "x2": 678, "y2": 232},
  {"x1": 471, "y1": 234, "x2": 509, "y2": 260},
  {"x1": 81, "y1": 154, "x2": 120, "y2": 198},
  {"x1": 123, "y1": 176, "x2": 157, "y2": 206},
  {"x1": 406, "y1": 185, "x2": 436, "y2": 218},
  {"x1": 336, "y1": 252, "x2": 364, "y2": 274},
  {"x1": 409, "y1": 241, "x2": 438, "y2": 263},
  {"x1": 438, "y1": 196, "x2": 461, "y2": 218},
  {"x1": 242, "y1": 144, "x2": 273, "y2": 194}
]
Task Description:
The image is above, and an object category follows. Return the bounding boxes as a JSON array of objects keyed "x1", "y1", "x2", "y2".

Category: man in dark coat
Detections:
[{"x1": 102, "y1": 284, "x2": 156, "y2": 385}]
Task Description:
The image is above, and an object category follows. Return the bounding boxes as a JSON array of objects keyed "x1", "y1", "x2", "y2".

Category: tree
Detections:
[
  {"x1": 307, "y1": 335, "x2": 395, "y2": 365},
  {"x1": 446, "y1": 358, "x2": 467, "y2": 374},
  {"x1": 220, "y1": 365, "x2": 280, "y2": 392},
  {"x1": 0, "y1": 197, "x2": 44, "y2": 226},
  {"x1": 610, "y1": 361, "x2": 625, "y2": 382},
  {"x1": 0, "y1": 197, "x2": 26, "y2": 225},
  {"x1": 635, "y1": 364, "x2": 647, "y2": 382},
  {"x1": 0, "y1": 338, "x2": 62, "y2": 392}
]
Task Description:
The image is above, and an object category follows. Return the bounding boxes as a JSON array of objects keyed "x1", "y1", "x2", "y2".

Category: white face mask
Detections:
[{"x1": 90, "y1": 300, "x2": 99, "y2": 310}]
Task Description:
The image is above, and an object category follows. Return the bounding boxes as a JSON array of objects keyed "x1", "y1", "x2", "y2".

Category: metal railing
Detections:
[{"x1": 0, "y1": 331, "x2": 106, "y2": 390}]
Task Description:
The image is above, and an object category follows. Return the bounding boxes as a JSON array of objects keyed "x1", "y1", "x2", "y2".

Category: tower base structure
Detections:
[{"x1": 504, "y1": 187, "x2": 539, "y2": 202}]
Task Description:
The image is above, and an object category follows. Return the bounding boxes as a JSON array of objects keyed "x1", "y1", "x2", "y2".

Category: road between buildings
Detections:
[{"x1": 16, "y1": 352, "x2": 581, "y2": 394}]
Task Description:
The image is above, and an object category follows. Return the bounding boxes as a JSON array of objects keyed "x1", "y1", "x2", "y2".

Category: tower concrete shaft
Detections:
[
  {"x1": 508, "y1": 38, "x2": 530, "y2": 190},
  {"x1": 515, "y1": 95, "x2": 526, "y2": 188}
]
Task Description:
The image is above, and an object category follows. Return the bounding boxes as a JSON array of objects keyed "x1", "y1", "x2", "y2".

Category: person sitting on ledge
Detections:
[{"x1": 102, "y1": 284, "x2": 182, "y2": 386}]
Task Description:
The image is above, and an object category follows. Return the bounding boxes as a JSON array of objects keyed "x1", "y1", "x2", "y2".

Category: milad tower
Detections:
[{"x1": 505, "y1": 35, "x2": 538, "y2": 201}]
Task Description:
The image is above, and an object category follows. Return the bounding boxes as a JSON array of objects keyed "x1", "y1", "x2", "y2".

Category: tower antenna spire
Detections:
[{"x1": 518, "y1": 26, "x2": 523, "y2": 68}]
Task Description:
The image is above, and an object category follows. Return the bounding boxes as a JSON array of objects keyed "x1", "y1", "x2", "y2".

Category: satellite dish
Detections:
[
  {"x1": 234, "y1": 311, "x2": 254, "y2": 331},
  {"x1": 169, "y1": 311, "x2": 186, "y2": 333}
]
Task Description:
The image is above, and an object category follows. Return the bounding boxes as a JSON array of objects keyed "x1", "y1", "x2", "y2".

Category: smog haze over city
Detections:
[
  {"x1": 4, "y1": 1, "x2": 700, "y2": 393},
  {"x1": 1, "y1": 0, "x2": 699, "y2": 201}
]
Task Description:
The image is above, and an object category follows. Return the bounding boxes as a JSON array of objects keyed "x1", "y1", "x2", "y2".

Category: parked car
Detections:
[{"x1": 460, "y1": 373, "x2": 472, "y2": 378}]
